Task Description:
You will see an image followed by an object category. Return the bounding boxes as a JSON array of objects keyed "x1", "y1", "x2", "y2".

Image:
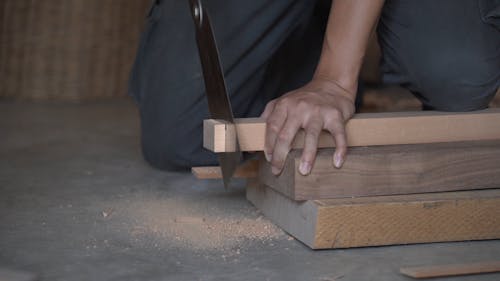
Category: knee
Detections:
[
  {"x1": 413, "y1": 50, "x2": 499, "y2": 111},
  {"x1": 140, "y1": 122, "x2": 217, "y2": 171},
  {"x1": 141, "y1": 136, "x2": 185, "y2": 171}
]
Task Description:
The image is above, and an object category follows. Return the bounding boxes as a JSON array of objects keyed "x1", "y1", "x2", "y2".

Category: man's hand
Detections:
[
  {"x1": 261, "y1": 77, "x2": 356, "y2": 176},
  {"x1": 260, "y1": 0, "x2": 384, "y2": 176}
]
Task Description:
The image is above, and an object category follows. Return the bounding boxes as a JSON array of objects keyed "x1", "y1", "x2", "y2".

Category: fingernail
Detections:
[
  {"x1": 299, "y1": 161, "x2": 311, "y2": 176},
  {"x1": 271, "y1": 166, "x2": 281, "y2": 175},
  {"x1": 265, "y1": 152, "x2": 272, "y2": 162},
  {"x1": 334, "y1": 153, "x2": 343, "y2": 168}
]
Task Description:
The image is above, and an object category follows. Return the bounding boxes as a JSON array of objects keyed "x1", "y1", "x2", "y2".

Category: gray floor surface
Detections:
[{"x1": 1, "y1": 100, "x2": 499, "y2": 281}]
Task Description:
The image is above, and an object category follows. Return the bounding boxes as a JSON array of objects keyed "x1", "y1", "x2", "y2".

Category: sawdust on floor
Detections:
[{"x1": 103, "y1": 192, "x2": 285, "y2": 252}]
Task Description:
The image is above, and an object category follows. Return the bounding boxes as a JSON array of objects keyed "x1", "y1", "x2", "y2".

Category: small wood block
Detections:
[
  {"x1": 400, "y1": 261, "x2": 500, "y2": 279},
  {"x1": 204, "y1": 109, "x2": 500, "y2": 152},
  {"x1": 260, "y1": 141, "x2": 500, "y2": 200},
  {"x1": 246, "y1": 181, "x2": 500, "y2": 249}
]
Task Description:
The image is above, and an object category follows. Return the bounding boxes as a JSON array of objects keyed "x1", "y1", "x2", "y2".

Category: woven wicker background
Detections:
[{"x1": 0, "y1": 0, "x2": 150, "y2": 101}]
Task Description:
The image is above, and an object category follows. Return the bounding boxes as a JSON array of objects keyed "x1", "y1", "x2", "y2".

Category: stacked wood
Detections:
[{"x1": 201, "y1": 109, "x2": 500, "y2": 249}]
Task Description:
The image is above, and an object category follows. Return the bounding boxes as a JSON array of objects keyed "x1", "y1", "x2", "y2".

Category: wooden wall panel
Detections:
[{"x1": 0, "y1": 0, "x2": 150, "y2": 101}]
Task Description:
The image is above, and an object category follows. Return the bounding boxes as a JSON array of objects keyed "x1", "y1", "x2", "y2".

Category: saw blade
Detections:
[{"x1": 188, "y1": 0, "x2": 241, "y2": 188}]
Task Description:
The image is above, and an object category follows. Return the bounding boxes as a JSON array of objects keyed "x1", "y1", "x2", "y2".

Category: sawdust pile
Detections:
[{"x1": 107, "y1": 194, "x2": 284, "y2": 251}]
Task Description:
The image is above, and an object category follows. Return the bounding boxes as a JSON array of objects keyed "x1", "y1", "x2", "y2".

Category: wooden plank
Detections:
[
  {"x1": 191, "y1": 159, "x2": 258, "y2": 179},
  {"x1": 246, "y1": 182, "x2": 500, "y2": 249},
  {"x1": 400, "y1": 261, "x2": 500, "y2": 279},
  {"x1": 204, "y1": 109, "x2": 500, "y2": 152},
  {"x1": 246, "y1": 179, "x2": 318, "y2": 246},
  {"x1": 260, "y1": 141, "x2": 500, "y2": 200}
]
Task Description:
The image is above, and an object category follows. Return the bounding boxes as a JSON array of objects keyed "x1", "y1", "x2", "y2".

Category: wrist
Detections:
[{"x1": 312, "y1": 72, "x2": 358, "y2": 103}]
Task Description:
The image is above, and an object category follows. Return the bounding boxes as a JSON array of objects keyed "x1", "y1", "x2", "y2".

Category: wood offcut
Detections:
[
  {"x1": 192, "y1": 159, "x2": 258, "y2": 179},
  {"x1": 400, "y1": 261, "x2": 500, "y2": 279}
]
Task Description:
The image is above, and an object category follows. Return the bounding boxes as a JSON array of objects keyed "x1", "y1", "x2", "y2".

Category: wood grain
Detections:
[
  {"x1": 400, "y1": 261, "x2": 500, "y2": 279},
  {"x1": 204, "y1": 109, "x2": 500, "y2": 152},
  {"x1": 260, "y1": 141, "x2": 500, "y2": 200},
  {"x1": 247, "y1": 183, "x2": 500, "y2": 249},
  {"x1": 246, "y1": 179, "x2": 318, "y2": 246}
]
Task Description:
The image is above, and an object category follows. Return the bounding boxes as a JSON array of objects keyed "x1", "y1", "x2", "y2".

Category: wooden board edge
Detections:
[
  {"x1": 203, "y1": 119, "x2": 219, "y2": 152},
  {"x1": 246, "y1": 179, "x2": 318, "y2": 248},
  {"x1": 258, "y1": 154, "x2": 299, "y2": 200},
  {"x1": 204, "y1": 109, "x2": 500, "y2": 152}
]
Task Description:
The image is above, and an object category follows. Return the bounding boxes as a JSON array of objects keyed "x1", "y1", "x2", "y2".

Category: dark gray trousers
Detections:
[{"x1": 129, "y1": 0, "x2": 500, "y2": 170}]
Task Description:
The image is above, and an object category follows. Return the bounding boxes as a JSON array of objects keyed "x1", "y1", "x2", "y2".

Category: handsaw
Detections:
[{"x1": 188, "y1": 0, "x2": 241, "y2": 189}]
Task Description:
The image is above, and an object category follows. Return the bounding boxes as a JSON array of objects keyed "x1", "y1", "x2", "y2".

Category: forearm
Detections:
[{"x1": 314, "y1": 0, "x2": 385, "y2": 97}]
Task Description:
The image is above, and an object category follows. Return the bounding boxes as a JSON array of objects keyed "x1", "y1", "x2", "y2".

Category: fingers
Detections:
[
  {"x1": 299, "y1": 119, "x2": 323, "y2": 175},
  {"x1": 325, "y1": 113, "x2": 348, "y2": 169},
  {"x1": 263, "y1": 101, "x2": 286, "y2": 163},
  {"x1": 270, "y1": 118, "x2": 301, "y2": 175},
  {"x1": 333, "y1": 131, "x2": 347, "y2": 168},
  {"x1": 261, "y1": 87, "x2": 354, "y2": 176},
  {"x1": 260, "y1": 99, "x2": 276, "y2": 119}
]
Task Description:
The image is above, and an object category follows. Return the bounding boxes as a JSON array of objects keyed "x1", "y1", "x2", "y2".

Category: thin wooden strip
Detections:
[
  {"x1": 400, "y1": 261, "x2": 500, "y2": 279},
  {"x1": 204, "y1": 109, "x2": 500, "y2": 152},
  {"x1": 192, "y1": 159, "x2": 259, "y2": 179}
]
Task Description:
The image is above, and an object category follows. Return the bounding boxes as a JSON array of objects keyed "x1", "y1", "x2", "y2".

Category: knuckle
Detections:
[
  {"x1": 264, "y1": 101, "x2": 273, "y2": 111},
  {"x1": 296, "y1": 99, "x2": 309, "y2": 109},
  {"x1": 325, "y1": 118, "x2": 345, "y2": 133},
  {"x1": 275, "y1": 99, "x2": 289, "y2": 109},
  {"x1": 329, "y1": 109, "x2": 343, "y2": 121},
  {"x1": 305, "y1": 127, "x2": 320, "y2": 137},
  {"x1": 324, "y1": 121, "x2": 337, "y2": 132},
  {"x1": 267, "y1": 122, "x2": 281, "y2": 134},
  {"x1": 278, "y1": 131, "x2": 290, "y2": 143},
  {"x1": 312, "y1": 103, "x2": 322, "y2": 112},
  {"x1": 297, "y1": 100, "x2": 321, "y2": 113},
  {"x1": 262, "y1": 104, "x2": 273, "y2": 116}
]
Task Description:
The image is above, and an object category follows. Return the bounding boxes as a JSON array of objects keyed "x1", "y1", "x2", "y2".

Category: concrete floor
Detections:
[{"x1": 1, "y1": 100, "x2": 499, "y2": 281}]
